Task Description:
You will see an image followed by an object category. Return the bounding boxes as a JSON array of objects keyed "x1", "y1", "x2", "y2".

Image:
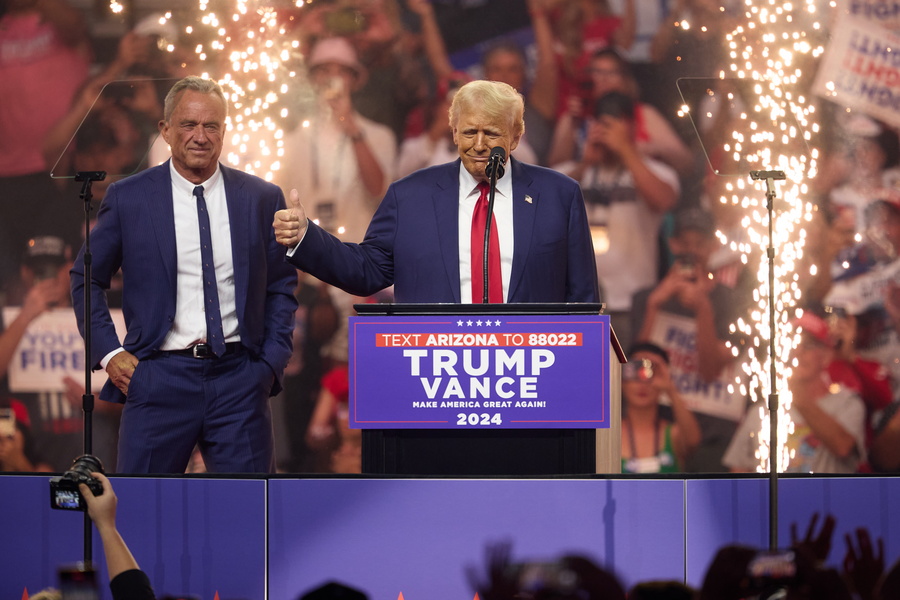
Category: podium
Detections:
[{"x1": 353, "y1": 303, "x2": 625, "y2": 476}]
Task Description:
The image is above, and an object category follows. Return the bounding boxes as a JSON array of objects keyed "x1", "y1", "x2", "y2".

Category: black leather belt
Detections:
[{"x1": 168, "y1": 342, "x2": 242, "y2": 359}]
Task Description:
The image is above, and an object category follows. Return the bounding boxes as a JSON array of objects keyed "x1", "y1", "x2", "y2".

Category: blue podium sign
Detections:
[{"x1": 349, "y1": 314, "x2": 611, "y2": 429}]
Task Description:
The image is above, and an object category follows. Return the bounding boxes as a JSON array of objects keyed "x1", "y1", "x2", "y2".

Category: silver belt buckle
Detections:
[{"x1": 192, "y1": 343, "x2": 211, "y2": 358}]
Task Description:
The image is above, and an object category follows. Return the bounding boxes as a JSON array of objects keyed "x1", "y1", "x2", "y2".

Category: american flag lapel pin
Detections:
[{"x1": 524, "y1": 195, "x2": 533, "y2": 204}]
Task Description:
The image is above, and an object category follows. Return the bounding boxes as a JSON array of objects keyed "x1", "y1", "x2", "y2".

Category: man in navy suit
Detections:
[
  {"x1": 273, "y1": 79, "x2": 599, "y2": 304},
  {"x1": 71, "y1": 77, "x2": 297, "y2": 474}
]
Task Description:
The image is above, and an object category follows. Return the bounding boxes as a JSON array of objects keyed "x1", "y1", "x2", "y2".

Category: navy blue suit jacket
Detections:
[
  {"x1": 288, "y1": 158, "x2": 600, "y2": 303},
  {"x1": 71, "y1": 161, "x2": 298, "y2": 403}
]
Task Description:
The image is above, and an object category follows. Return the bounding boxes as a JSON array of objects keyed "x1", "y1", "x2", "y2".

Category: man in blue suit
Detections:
[
  {"x1": 274, "y1": 80, "x2": 599, "y2": 304},
  {"x1": 71, "y1": 77, "x2": 297, "y2": 474}
]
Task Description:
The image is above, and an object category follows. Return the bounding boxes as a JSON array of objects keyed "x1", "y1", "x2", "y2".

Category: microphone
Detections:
[
  {"x1": 485, "y1": 146, "x2": 506, "y2": 180},
  {"x1": 480, "y1": 147, "x2": 506, "y2": 303}
]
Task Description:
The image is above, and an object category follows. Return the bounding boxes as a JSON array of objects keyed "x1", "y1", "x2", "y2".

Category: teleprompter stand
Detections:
[{"x1": 75, "y1": 170, "x2": 106, "y2": 562}]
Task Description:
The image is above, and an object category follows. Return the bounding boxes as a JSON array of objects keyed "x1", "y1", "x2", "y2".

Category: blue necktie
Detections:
[{"x1": 194, "y1": 185, "x2": 226, "y2": 356}]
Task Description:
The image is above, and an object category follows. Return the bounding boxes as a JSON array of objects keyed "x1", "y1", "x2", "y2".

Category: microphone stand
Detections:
[
  {"x1": 750, "y1": 169, "x2": 786, "y2": 550},
  {"x1": 482, "y1": 155, "x2": 504, "y2": 304},
  {"x1": 74, "y1": 170, "x2": 106, "y2": 563}
]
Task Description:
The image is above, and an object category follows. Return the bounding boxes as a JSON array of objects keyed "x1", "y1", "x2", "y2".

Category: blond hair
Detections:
[{"x1": 449, "y1": 80, "x2": 525, "y2": 138}]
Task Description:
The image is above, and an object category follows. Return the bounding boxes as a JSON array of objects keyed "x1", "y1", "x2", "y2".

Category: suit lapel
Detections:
[
  {"x1": 434, "y1": 161, "x2": 462, "y2": 303},
  {"x1": 222, "y1": 166, "x2": 250, "y2": 321},
  {"x1": 146, "y1": 162, "x2": 177, "y2": 294},
  {"x1": 509, "y1": 158, "x2": 537, "y2": 301}
]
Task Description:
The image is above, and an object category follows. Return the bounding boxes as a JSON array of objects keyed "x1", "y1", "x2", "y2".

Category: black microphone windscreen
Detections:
[{"x1": 486, "y1": 146, "x2": 506, "y2": 179}]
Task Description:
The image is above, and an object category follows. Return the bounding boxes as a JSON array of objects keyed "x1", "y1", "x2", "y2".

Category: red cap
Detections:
[
  {"x1": 791, "y1": 312, "x2": 833, "y2": 347},
  {"x1": 6, "y1": 398, "x2": 31, "y2": 429}
]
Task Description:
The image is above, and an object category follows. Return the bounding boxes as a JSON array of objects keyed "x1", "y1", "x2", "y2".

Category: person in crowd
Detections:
[
  {"x1": 280, "y1": 36, "x2": 396, "y2": 245},
  {"x1": 396, "y1": 72, "x2": 472, "y2": 178},
  {"x1": 620, "y1": 342, "x2": 701, "y2": 473},
  {"x1": 827, "y1": 122, "x2": 900, "y2": 240},
  {"x1": 628, "y1": 580, "x2": 695, "y2": 600},
  {"x1": 546, "y1": 0, "x2": 634, "y2": 118},
  {"x1": 300, "y1": 581, "x2": 368, "y2": 600},
  {"x1": 79, "y1": 471, "x2": 156, "y2": 600},
  {"x1": 406, "y1": 0, "x2": 553, "y2": 163},
  {"x1": 826, "y1": 197, "x2": 900, "y2": 387},
  {"x1": 274, "y1": 79, "x2": 599, "y2": 305},
  {"x1": 0, "y1": 235, "x2": 121, "y2": 472},
  {"x1": 278, "y1": 273, "x2": 340, "y2": 473},
  {"x1": 42, "y1": 27, "x2": 173, "y2": 198},
  {"x1": 275, "y1": 35, "x2": 397, "y2": 381},
  {"x1": 823, "y1": 304, "x2": 894, "y2": 470},
  {"x1": 290, "y1": 0, "x2": 427, "y2": 142},
  {"x1": 469, "y1": 542, "x2": 627, "y2": 600},
  {"x1": 632, "y1": 206, "x2": 751, "y2": 471},
  {"x1": 555, "y1": 90, "x2": 678, "y2": 348},
  {"x1": 0, "y1": 398, "x2": 52, "y2": 472},
  {"x1": 607, "y1": 0, "x2": 671, "y2": 110},
  {"x1": 305, "y1": 322, "x2": 358, "y2": 473},
  {"x1": 723, "y1": 312, "x2": 866, "y2": 473},
  {"x1": 70, "y1": 76, "x2": 298, "y2": 474},
  {"x1": 870, "y1": 400, "x2": 900, "y2": 472},
  {"x1": 798, "y1": 203, "x2": 858, "y2": 306},
  {"x1": 698, "y1": 514, "x2": 888, "y2": 600},
  {"x1": 0, "y1": 0, "x2": 91, "y2": 290},
  {"x1": 26, "y1": 590, "x2": 61, "y2": 600},
  {"x1": 547, "y1": 48, "x2": 693, "y2": 175}
]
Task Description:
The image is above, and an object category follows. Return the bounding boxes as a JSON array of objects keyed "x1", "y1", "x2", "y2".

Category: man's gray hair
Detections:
[{"x1": 163, "y1": 76, "x2": 228, "y2": 123}]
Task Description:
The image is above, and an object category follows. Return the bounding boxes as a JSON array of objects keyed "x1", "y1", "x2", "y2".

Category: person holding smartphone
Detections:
[
  {"x1": 631, "y1": 206, "x2": 752, "y2": 472},
  {"x1": 79, "y1": 472, "x2": 155, "y2": 600},
  {"x1": 621, "y1": 342, "x2": 701, "y2": 473}
]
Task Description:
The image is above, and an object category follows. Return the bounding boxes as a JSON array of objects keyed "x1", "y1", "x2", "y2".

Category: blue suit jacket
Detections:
[
  {"x1": 288, "y1": 158, "x2": 599, "y2": 303},
  {"x1": 71, "y1": 161, "x2": 298, "y2": 403}
]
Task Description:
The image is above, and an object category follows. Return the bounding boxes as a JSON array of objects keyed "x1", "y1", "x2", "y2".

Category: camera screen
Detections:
[
  {"x1": 51, "y1": 488, "x2": 84, "y2": 511},
  {"x1": 622, "y1": 359, "x2": 654, "y2": 382},
  {"x1": 747, "y1": 550, "x2": 797, "y2": 581}
]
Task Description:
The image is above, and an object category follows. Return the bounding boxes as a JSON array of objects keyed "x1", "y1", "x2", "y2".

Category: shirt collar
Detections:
[
  {"x1": 168, "y1": 160, "x2": 222, "y2": 197},
  {"x1": 458, "y1": 159, "x2": 513, "y2": 199}
]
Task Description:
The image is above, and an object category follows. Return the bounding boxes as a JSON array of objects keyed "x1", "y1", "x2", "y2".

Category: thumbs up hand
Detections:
[{"x1": 273, "y1": 188, "x2": 308, "y2": 248}]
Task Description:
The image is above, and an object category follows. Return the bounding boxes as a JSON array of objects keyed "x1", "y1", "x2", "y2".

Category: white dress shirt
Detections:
[
  {"x1": 161, "y1": 163, "x2": 240, "y2": 350},
  {"x1": 458, "y1": 162, "x2": 514, "y2": 303}
]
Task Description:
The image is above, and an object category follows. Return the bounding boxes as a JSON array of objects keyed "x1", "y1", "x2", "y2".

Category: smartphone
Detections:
[
  {"x1": 514, "y1": 561, "x2": 577, "y2": 595},
  {"x1": 324, "y1": 8, "x2": 367, "y2": 35},
  {"x1": 745, "y1": 549, "x2": 798, "y2": 591},
  {"x1": 622, "y1": 358, "x2": 654, "y2": 382}
]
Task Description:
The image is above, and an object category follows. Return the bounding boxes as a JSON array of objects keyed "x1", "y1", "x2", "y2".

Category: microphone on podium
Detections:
[
  {"x1": 480, "y1": 147, "x2": 506, "y2": 303},
  {"x1": 486, "y1": 146, "x2": 506, "y2": 180}
]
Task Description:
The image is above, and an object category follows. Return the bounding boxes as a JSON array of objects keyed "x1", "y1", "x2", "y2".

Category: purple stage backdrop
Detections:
[
  {"x1": 2, "y1": 475, "x2": 266, "y2": 600},
  {"x1": 4, "y1": 475, "x2": 900, "y2": 599},
  {"x1": 348, "y1": 314, "x2": 611, "y2": 429}
]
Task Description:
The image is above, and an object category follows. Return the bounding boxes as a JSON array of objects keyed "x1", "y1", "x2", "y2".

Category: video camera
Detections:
[{"x1": 49, "y1": 455, "x2": 104, "y2": 511}]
